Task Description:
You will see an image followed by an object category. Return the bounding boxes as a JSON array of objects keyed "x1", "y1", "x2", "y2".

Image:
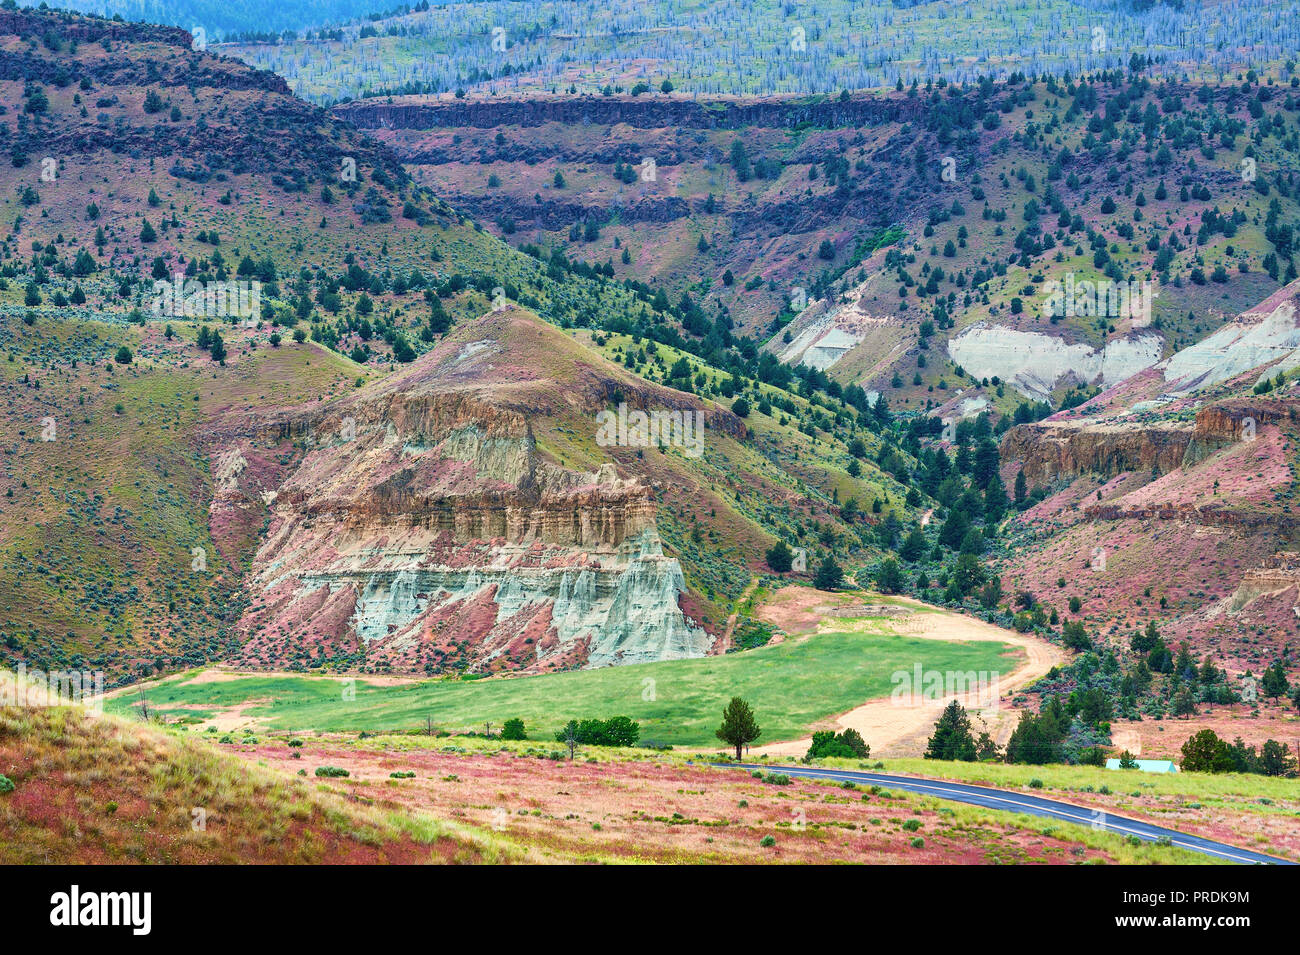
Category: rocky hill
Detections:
[
  {"x1": 994, "y1": 281, "x2": 1300, "y2": 681},
  {"x1": 0, "y1": 7, "x2": 922, "y2": 681},
  {"x1": 215, "y1": 302, "x2": 921, "y2": 675},
  {"x1": 334, "y1": 71, "x2": 1300, "y2": 430},
  {"x1": 229, "y1": 307, "x2": 721, "y2": 673}
]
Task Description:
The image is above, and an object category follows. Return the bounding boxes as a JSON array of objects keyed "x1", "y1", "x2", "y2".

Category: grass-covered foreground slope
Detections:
[
  {"x1": 4, "y1": 691, "x2": 1218, "y2": 864},
  {"x1": 109, "y1": 615, "x2": 1017, "y2": 746},
  {"x1": 0, "y1": 699, "x2": 526, "y2": 863}
]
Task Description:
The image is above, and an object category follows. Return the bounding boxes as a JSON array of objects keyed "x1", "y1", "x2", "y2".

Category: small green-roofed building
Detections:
[{"x1": 1105, "y1": 758, "x2": 1179, "y2": 773}]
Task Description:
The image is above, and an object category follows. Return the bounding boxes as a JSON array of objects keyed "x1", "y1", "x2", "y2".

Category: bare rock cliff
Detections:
[
  {"x1": 1002, "y1": 420, "x2": 1194, "y2": 486},
  {"x1": 229, "y1": 318, "x2": 715, "y2": 674}
]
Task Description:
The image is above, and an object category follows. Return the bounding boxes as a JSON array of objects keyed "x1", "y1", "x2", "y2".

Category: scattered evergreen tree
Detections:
[
  {"x1": 1180, "y1": 729, "x2": 1235, "y2": 773},
  {"x1": 924, "y1": 700, "x2": 977, "y2": 761},
  {"x1": 1261, "y1": 659, "x2": 1290, "y2": 698},
  {"x1": 813, "y1": 556, "x2": 844, "y2": 590},
  {"x1": 716, "y1": 697, "x2": 761, "y2": 759},
  {"x1": 765, "y1": 540, "x2": 793, "y2": 573},
  {"x1": 874, "y1": 558, "x2": 905, "y2": 594}
]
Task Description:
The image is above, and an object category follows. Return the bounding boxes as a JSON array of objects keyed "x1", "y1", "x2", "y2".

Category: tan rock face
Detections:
[
  {"x1": 231, "y1": 356, "x2": 712, "y2": 675},
  {"x1": 1226, "y1": 552, "x2": 1300, "y2": 612},
  {"x1": 1002, "y1": 419, "x2": 1195, "y2": 486},
  {"x1": 1004, "y1": 395, "x2": 1299, "y2": 487},
  {"x1": 1191, "y1": 397, "x2": 1294, "y2": 444}
]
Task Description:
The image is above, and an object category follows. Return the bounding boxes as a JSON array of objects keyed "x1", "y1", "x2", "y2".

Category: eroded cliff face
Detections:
[
  {"x1": 326, "y1": 527, "x2": 703, "y2": 669},
  {"x1": 1184, "y1": 397, "x2": 1297, "y2": 461},
  {"x1": 1002, "y1": 419, "x2": 1195, "y2": 486},
  {"x1": 231, "y1": 377, "x2": 712, "y2": 674},
  {"x1": 1005, "y1": 394, "x2": 1300, "y2": 488},
  {"x1": 949, "y1": 325, "x2": 1164, "y2": 401},
  {"x1": 333, "y1": 95, "x2": 920, "y2": 132},
  {"x1": 1226, "y1": 551, "x2": 1300, "y2": 612}
]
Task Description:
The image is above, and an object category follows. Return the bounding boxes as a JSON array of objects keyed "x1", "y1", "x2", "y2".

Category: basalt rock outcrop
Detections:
[
  {"x1": 1005, "y1": 395, "x2": 1300, "y2": 487},
  {"x1": 0, "y1": 9, "x2": 191, "y2": 48},
  {"x1": 450, "y1": 195, "x2": 692, "y2": 231},
  {"x1": 1002, "y1": 419, "x2": 1195, "y2": 487},
  {"x1": 334, "y1": 94, "x2": 922, "y2": 132},
  {"x1": 1184, "y1": 397, "x2": 1297, "y2": 461},
  {"x1": 1079, "y1": 501, "x2": 1300, "y2": 530},
  {"x1": 0, "y1": 9, "x2": 408, "y2": 206}
]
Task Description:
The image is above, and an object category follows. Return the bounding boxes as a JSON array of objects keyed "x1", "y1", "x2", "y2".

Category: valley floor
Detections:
[
  {"x1": 220, "y1": 733, "x2": 1217, "y2": 864},
  {"x1": 743, "y1": 588, "x2": 1063, "y2": 757},
  {"x1": 106, "y1": 591, "x2": 1025, "y2": 751},
  {"x1": 53, "y1": 587, "x2": 1299, "y2": 864}
]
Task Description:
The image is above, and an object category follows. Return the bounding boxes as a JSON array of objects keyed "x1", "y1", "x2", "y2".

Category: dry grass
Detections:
[
  {"x1": 0, "y1": 694, "x2": 529, "y2": 864},
  {"x1": 229, "y1": 732, "x2": 1217, "y2": 864}
]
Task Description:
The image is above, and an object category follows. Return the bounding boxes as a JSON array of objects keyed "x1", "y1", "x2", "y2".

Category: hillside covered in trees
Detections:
[{"x1": 220, "y1": 0, "x2": 1300, "y2": 103}]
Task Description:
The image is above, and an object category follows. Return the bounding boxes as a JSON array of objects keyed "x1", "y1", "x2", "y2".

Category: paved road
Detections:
[{"x1": 719, "y1": 763, "x2": 1294, "y2": 865}]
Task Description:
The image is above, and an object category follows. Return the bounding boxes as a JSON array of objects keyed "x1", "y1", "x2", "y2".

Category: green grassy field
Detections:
[{"x1": 112, "y1": 628, "x2": 1020, "y2": 746}]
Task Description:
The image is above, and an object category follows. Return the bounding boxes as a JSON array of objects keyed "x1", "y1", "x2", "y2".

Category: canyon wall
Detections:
[
  {"x1": 1004, "y1": 396, "x2": 1299, "y2": 487},
  {"x1": 1002, "y1": 420, "x2": 1195, "y2": 486},
  {"x1": 334, "y1": 95, "x2": 922, "y2": 132},
  {"x1": 1184, "y1": 397, "x2": 1296, "y2": 461}
]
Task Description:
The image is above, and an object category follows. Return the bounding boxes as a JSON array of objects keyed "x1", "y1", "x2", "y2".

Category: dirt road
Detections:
[
  {"x1": 739, "y1": 587, "x2": 1066, "y2": 759},
  {"x1": 1110, "y1": 727, "x2": 1142, "y2": 756}
]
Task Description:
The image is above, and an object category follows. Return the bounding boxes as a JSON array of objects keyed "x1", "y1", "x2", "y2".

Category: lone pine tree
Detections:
[{"x1": 716, "y1": 697, "x2": 761, "y2": 759}]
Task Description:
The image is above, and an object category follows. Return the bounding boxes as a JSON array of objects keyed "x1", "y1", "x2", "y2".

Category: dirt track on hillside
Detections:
[
  {"x1": 1110, "y1": 727, "x2": 1142, "y2": 756},
  {"x1": 731, "y1": 587, "x2": 1066, "y2": 759}
]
